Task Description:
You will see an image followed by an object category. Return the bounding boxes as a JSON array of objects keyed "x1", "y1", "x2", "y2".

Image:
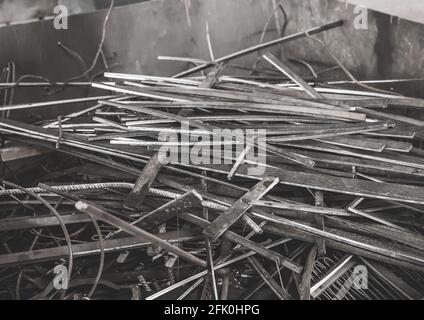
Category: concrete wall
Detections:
[
  {"x1": 0, "y1": 0, "x2": 56, "y2": 24},
  {"x1": 0, "y1": 0, "x2": 279, "y2": 120},
  {"x1": 338, "y1": 0, "x2": 424, "y2": 25},
  {"x1": 0, "y1": 0, "x2": 149, "y2": 24},
  {"x1": 58, "y1": 0, "x2": 96, "y2": 15},
  {"x1": 1, "y1": 0, "x2": 424, "y2": 118},
  {"x1": 3, "y1": 0, "x2": 422, "y2": 85},
  {"x1": 0, "y1": 0, "x2": 278, "y2": 77},
  {"x1": 274, "y1": 0, "x2": 424, "y2": 98}
]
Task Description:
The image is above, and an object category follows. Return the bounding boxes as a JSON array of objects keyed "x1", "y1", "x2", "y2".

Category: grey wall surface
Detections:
[
  {"x1": 0, "y1": 0, "x2": 56, "y2": 24},
  {"x1": 338, "y1": 0, "x2": 424, "y2": 25},
  {"x1": 0, "y1": 0, "x2": 279, "y2": 120},
  {"x1": 58, "y1": 0, "x2": 96, "y2": 15},
  {"x1": 0, "y1": 0, "x2": 423, "y2": 121},
  {"x1": 0, "y1": 0, "x2": 158, "y2": 24},
  {"x1": 274, "y1": 0, "x2": 424, "y2": 98},
  {"x1": 0, "y1": 0, "x2": 279, "y2": 77},
  {"x1": 2, "y1": 0, "x2": 423, "y2": 84}
]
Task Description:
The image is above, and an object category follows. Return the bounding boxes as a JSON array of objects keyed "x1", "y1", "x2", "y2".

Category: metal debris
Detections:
[{"x1": 1, "y1": 18, "x2": 424, "y2": 301}]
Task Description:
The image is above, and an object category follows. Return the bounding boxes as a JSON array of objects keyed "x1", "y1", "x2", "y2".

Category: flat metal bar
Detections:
[
  {"x1": 359, "y1": 107, "x2": 424, "y2": 127},
  {"x1": 360, "y1": 258, "x2": 424, "y2": 300},
  {"x1": 144, "y1": 86, "x2": 353, "y2": 111},
  {"x1": 327, "y1": 217, "x2": 424, "y2": 252},
  {"x1": 317, "y1": 136, "x2": 386, "y2": 152},
  {"x1": 92, "y1": 83, "x2": 188, "y2": 102},
  {"x1": 111, "y1": 190, "x2": 203, "y2": 236},
  {"x1": 123, "y1": 69, "x2": 212, "y2": 211},
  {"x1": 108, "y1": 101, "x2": 366, "y2": 121},
  {"x1": 253, "y1": 200, "x2": 351, "y2": 216},
  {"x1": 0, "y1": 145, "x2": 50, "y2": 162},
  {"x1": 181, "y1": 213, "x2": 302, "y2": 273},
  {"x1": 359, "y1": 137, "x2": 413, "y2": 152},
  {"x1": 310, "y1": 255, "x2": 355, "y2": 298},
  {"x1": 263, "y1": 52, "x2": 324, "y2": 99},
  {"x1": 227, "y1": 145, "x2": 251, "y2": 180},
  {"x1": 100, "y1": 100, "x2": 316, "y2": 167},
  {"x1": 348, "y1": 207, "x2": 407, "y2": 231},
  {"x1": 314, "y1": 191, "x2": 326, "y2": 255},
  {"x1": 203, "y1": 177, "x2": 279, "y2": 240},
  {"x1": 280, "y1": 141, "x2": 424, "y2": 170},
  {"x1": 267, "y1": 123, "x2": 389, "y2": 143},
  {"x1": 264, "y1": 224, "x2": 424, "y2": 272},
  {"x1": 166, "y1": 159, "x2": 424, "y2": 205},
  {"x1": 299, "y1": 245, "x2": 318, "y2": 300},
  {"x1": 243, "y1": 244, "x2": 308, "y2": 300},
  {"x1": 75, "y1": 201, "x2": 207, "y2": 268},
  {"x1": 364, "y1": 129, "x2": 415, "y2": 139},
  {"x1": 104, "y1": 72, "x2": 200, "y2": 86},
  {"x1": 0, "y1": 230, "x2": 198, "y2": 267},
  {"x1": 248, "y1": 256, "x2": 291, "y2": 300},
  {"x1": 264, "y1": 123, "x2": 377, "y2": 136},
  {"x1": 287, "y1": 149, "x2": 424, "y2": 177},
  {"x1": 145, "y1": 238, "x2": 290, "y2": 300},
  {"x1": 0, "y1": 95, "x2": 116, "y2": 112},
  {"x1": 124, "y1": 152, "x2": 163, "y2": 210},
  {"x1": 199, "y1": 64, "x2": 225, "y2": 88},
  {"x1": 254, "y1": 211, "x2": 424, "y2": 267},
  {"x1": 0, "y1": 214, "x2": 91, "y2": 232},
  {"x1": 0, "y1": 82, "x2": 92, "y2": 87}
]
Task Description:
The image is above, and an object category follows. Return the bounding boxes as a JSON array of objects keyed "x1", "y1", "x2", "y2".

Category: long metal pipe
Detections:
[{"x1": 173, "y1": 20, "x2": 344, "y2": 78}]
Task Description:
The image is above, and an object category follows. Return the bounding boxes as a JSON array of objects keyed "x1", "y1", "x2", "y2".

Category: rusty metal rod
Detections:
[
  {"x1": 74, "y1": 201, "x2": 207, "y2": 268},
  {"x1": 173, "y1": 20, "x2": 344, "y2": 78}
]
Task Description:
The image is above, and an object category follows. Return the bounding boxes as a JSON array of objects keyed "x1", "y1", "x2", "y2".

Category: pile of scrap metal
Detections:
[{"x1": 1, "y1": 19, "x2": 424, "y2": 300}]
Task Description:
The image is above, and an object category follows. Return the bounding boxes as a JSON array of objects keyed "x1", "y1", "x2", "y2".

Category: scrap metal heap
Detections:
[{"x1": 1, "y1": 20, "x2": 424, "y2": 300}]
